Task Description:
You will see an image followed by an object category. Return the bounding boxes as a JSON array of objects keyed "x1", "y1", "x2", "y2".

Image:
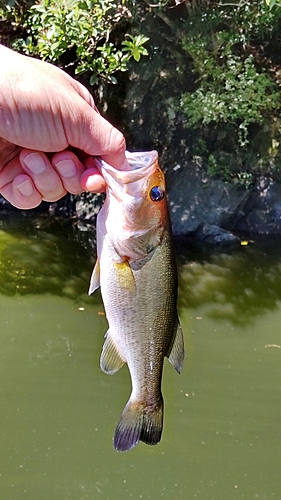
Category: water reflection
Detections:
[
  {"x1": 0, "y1": 216, "x2": 95, "y2": 300},
  {"x1": 2, "y1": 216, "x2": 281, "y2": 328},
  {"x1": 177, "y1": 238, "x2": 281, "y2": 325}
]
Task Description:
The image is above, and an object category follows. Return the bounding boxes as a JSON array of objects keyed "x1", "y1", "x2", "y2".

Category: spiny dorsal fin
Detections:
[
  {"x1": 100, "y1": 329, "x2": 125, "y2": 375},
  {"x1": 114, "y1": 396, "x2": 163, "y2": 452},
  {"x1": 167, "y1": 319, "x2": 184, "y2": 374},
  {"x1": 88, "y1": 258, "x2": 100, "y2": 295}
]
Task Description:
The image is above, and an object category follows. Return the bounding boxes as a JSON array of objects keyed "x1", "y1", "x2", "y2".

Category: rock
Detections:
[
  {"x1": 167, "y1": 158, "x2": 249, "y2": 242},
  {"x1": 196, "y1": 223, "x2": 240, "y2": 244},
  {"x1": 236, "y1": 178, "x2": 281, "y2": 234}
]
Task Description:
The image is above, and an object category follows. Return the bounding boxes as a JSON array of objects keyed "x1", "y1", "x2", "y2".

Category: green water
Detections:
[{"x1": 0, "y1": 217, "x2": 280, "y2": 500}]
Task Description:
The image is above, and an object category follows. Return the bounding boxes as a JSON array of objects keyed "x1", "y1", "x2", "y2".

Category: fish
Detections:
[{"x1": 89, "y1": 150, "x2": 184, "y2": 452}]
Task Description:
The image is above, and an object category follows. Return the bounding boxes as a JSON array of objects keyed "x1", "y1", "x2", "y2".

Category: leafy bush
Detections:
[
  {"x1": 11, "y1": 0, "x2": 149, "y2": 84},
  {"x1": 180, "y1": 53, "x2": 280, "y2": 147},
  {"x1": 171, "y1": 0, "x2": 281, "y2": 182}
]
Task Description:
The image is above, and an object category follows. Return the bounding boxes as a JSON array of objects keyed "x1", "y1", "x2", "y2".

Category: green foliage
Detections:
[
  {"x1": 170, "y1": 0, "x2": 281, "y2": 183},
  {"x1": 122, "y1": 34, "x2": 149, "y2": 62},
  {"x1": 206, "y1": 153, "x2": 254, "y2": 188},
  {"x1": 11, "y1": 0, "x2": 149, "y2": 84},
  {"x1": 180, "y1": 54, "x2": 280, "y2": 147}
]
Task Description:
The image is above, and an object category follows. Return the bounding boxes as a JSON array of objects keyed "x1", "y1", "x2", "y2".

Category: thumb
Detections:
[{"x1": 65, "y1": 97, "x2": 126, "y2": 169}]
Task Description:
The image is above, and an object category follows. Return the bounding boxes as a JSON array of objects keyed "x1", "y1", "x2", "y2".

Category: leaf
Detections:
[
  {"x1": 89, "y1": 74, "x2": 97, "y2": 86},
  {"x1": 133, "y1": 47, "x2": 140, "y2": 62},
  {"x1": 139, "y1": 47, "x2": 148, "y2": 56},
  {"x1": 121, "y1": 40, "x2": 133, "y2": 51},
  {"x1": 265, "y1": 0, "x2": 277, "y2": 8},
  {"x1": 135, "y1": 35, "x2": 150, "y2": 46}
]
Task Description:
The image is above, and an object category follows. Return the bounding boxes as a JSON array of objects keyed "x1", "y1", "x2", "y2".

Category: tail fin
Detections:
[{"x1": 113, "y1": 397, "x2": 164, "y2": 452}]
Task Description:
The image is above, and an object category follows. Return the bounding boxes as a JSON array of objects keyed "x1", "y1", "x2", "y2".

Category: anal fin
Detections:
[{"x1": 167, "y1": 319, "x2": 184, "y2": 374}]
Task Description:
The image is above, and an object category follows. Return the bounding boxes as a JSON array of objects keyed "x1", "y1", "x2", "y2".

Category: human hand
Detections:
[{"x1": 0, "y1": 44, "x2": 126, "y2": 209}]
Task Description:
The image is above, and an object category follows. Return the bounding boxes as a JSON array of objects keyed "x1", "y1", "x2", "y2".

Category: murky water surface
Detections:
[{"x1": 0, "y1": 216, "x2": 280, "y2": 500}]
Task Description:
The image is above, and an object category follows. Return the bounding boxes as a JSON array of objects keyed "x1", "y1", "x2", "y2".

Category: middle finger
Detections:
[{"x1": 20, "y1": 149, "x2": 67, "y2": 202}]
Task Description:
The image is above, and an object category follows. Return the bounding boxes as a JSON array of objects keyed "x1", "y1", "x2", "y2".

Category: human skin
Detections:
[{"x1": 0, "y1": 44, "x2": 126, "y2": 209}]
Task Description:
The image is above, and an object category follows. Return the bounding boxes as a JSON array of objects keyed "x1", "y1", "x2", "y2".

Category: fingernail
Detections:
[
  {"x1": 55, "y1": 160, "x2": 77, "y2": 178},
  {"x1": 17, "y1": 179, "x2": 34, "y2": 196},
  {"x1": 24, "y1": 153, "x2": 46, "y2": 174}
]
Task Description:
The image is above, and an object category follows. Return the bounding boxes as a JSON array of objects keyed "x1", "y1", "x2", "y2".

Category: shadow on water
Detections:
[{"x1": 175, "y1": 236, "x2": 281, "y2": 325}]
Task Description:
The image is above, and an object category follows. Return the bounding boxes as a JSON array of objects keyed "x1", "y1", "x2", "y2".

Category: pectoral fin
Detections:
[
  {"x1": 114, "y1": 260, "x2": 135, "y2": 293},
  {"x1": 166, "y1": 319, "x2": 184, "y2": 374},
  {"x1": 88, "y1": 258, "x2": 100, "y2": 295},
  {"x1": 100, "y1": 329, "x2": 125, "y2": 375}
]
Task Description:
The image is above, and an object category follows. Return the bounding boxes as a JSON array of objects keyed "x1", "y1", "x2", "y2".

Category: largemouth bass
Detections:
[{"x1": 89, "y1": 151, "x2": 184, "y2": 452}]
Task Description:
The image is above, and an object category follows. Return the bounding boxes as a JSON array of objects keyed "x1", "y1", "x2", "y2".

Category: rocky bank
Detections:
[{"x1": 166, "y1": 158, "x2": 281, "y2": 244}]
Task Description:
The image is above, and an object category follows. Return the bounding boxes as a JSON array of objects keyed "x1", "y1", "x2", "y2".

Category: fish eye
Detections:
[{"x1": 149, "y1": 186, "x2": 165, "y2": 202}]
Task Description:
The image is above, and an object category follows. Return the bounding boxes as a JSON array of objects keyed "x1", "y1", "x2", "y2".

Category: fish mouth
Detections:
[
  {"x1": 95, "y1": 151, "x2": 159, "y2": 198},
  {"x1": 124, "y1": 151, "x2": 158, "y2": 172}
]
